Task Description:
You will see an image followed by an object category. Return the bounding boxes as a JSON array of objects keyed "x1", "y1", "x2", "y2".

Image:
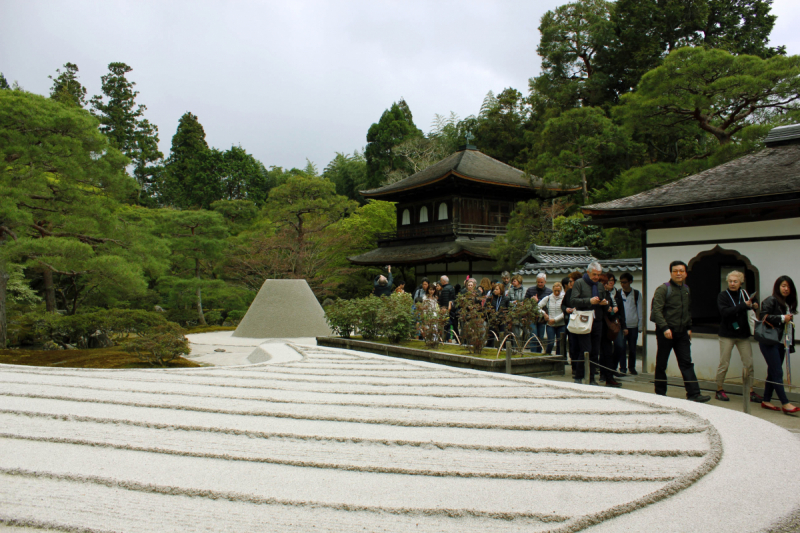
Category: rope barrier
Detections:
[{"x1": 521, "y1": 353, "x2": 800, "y2": 391}]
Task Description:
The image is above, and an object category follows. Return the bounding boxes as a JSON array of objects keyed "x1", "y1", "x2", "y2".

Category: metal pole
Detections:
[
  {"x1": 743, "y1": 371, "x2": 752, "y2": 415},
  {"x1": 584, "y1": 352, "x2": 591, "y2": 385},
  {"x1": 506, "y1": 339, "x2": 512, "y2": 374}
]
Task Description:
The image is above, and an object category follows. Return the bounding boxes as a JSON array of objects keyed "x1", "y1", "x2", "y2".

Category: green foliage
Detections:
[
  {"x1": 90, "y1": 62, "x2": 163, "y2": 198},
  {"x1": 323, "y1": 151, "x2": 369, "y2": 203},
  {"x1": 355, "y1": 296, "x2": 383, "y2": 340},
  {"x1": 365, "y1": 99, "x2": 424, "y2": 188},
  {"x1": 455, "y1": 293, "x2": 488, "y2": 354},
  {"x1": 377, "y1": 292, "x2": 416, "y2": 343},
  {"x1": 0, "y1": 73, "x2": 9, "y2": 90},
  {"x1": 124, "y1": 323, "x2": 189, "y2": 367},
  {"x1": 552, "y1": 214, "x2": 613, "y2": 259},
  {"x1": 506, "y1": 298, "x2": 543, "y2": 350},
  {"x1": 48, "y1": 62, "x2": 87, "y2": 107},
  {"x1": 162, "y1": 112, "x2": 209, "y2": 206},
  {"x1": 490, "y1": 200, "x2": 558, "y2": 272},
  {"x1": 611, "y1": 0, "x2": 783, "y2": 96},
  {"x1": 324, "y1": 298, "x2": 359, "y2": 338},
  {"x1": 325, "y1": 294, "x2": 415, "y2": 343},
  {"x1": 13, "y1": 309, "x2": 168, "y2": 348},
  {"x1": 534, "y1": 107, "x2": 641, "y2": 203},
  {"x1": 472, "y1": 88, "x2": 529, "y2": 165},
  {"x1": 533, "y1": 0, "x2": 616, "y2": 108},
  {"x1": 617, "y1": 47, "x2": 800, "y2": 146},
  {"x1": 417, "y1": 304, "x2": 449, "y2": 348}
]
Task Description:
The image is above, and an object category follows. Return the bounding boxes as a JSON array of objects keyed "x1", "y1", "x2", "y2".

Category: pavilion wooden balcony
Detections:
[{"x1": 376, "y1": 222, "x2": 506, "y2": 244}]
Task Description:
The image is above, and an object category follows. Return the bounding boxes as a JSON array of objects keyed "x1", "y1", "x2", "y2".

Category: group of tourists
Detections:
[{"x1": 374, "y1": 261, "x2": 797, "y2": 407}]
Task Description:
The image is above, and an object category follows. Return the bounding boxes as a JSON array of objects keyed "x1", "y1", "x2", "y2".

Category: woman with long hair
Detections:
[{"x1": 759, "y1": 275, "x2": 798, "y2": 414}]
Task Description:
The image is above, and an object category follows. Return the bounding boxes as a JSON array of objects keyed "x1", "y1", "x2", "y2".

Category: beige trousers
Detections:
[{"x1": 716, "y1": 337, "x2": 754, "y2": 389}]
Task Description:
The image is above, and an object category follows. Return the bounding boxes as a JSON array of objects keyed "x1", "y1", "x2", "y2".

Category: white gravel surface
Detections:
[{"x1": 1, "y1": 336, "x2": 799, "y2": 532}]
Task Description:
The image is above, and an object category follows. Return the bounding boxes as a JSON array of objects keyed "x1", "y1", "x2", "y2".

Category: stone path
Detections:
[{"x1": 0, "y1": 339, "x2": 799, "y2": 532}]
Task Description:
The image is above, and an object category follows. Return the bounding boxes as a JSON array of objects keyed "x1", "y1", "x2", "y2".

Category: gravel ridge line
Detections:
[{"x1": 0, "y1": 391, "x2": 708, "y2": 433}]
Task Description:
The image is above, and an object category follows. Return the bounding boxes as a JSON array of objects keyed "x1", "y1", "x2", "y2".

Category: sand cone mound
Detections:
[{"x1": 232, "y1": 279, "x2": 332, "y2": 338}]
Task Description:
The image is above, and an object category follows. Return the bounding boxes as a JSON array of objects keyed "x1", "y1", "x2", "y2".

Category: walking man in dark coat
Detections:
[{"x1": 650, "y1": 260, "x2": 710, "y2": 402}]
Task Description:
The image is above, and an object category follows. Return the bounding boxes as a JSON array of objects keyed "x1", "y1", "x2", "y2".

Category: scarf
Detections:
[{"x1": 583, "y1": 273, "x2": 599, "y2": 299}]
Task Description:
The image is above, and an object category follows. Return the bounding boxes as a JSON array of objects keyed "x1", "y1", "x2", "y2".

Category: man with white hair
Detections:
[
  {"x1": 373, "y1": 265, "x2": 393, "y2": 297},
  {"x1": 438, "y1": 275, "x2": 456, "y2": 342},
  {"x1": 568, "y1": 261, "x2": 620, "y2": 387},
  {"x1": 525, "y1": 272, "x2": 552, "y2": 352}
]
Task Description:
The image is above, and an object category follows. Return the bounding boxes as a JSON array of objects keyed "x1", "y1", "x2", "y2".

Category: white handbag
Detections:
[{"x1": 567, "y1": 310, "x2": 594, "y2": 335}]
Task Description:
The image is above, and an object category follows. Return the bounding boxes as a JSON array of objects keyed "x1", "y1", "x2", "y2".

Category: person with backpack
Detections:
[
  {"x1": 650, "y1": 260, "x2": 710, "y2": 402},
  {"x1": 615, "y1": 272, "x2": 643, "y2": 375},
  {"x1": 714, "y1": 270, "x2": 762, "y2": 403}
]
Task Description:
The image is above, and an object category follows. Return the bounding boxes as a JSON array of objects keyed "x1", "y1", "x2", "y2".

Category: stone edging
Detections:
[{"x1": 316, "y1": 337, "x2": 565, "y2": 377}]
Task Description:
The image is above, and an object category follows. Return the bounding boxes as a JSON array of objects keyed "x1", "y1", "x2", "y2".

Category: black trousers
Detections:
[
  {"x1": 655, "y1": 328, "x2": 701, "y2": 397},
  {"x1": 573, "y1": 320, "x2": 602, "y2": 380}
]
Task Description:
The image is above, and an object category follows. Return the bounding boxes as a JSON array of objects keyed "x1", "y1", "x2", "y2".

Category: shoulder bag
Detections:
[
  {"x1": 568, "y1": 310, "x2": 594, "y2": 335},
  {"x1": 754, "y1": 317, "x2": 782, "y2": 346}
]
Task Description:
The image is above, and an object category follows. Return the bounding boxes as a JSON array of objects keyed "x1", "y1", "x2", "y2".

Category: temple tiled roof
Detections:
[
  {"x1": 517, "y1": 244, "x2": 594, "y2": 266},
  {"x1": 348, "y1": 238, "x2": 494, "y2": 266},
  {"x1": 515, "y1": 258, "x2": 642, "y2": 276},
  {"x1": 582, "y1": 142, "x2": 800, "y2": 214},
  {"x1": 361, "y1": 148, "x2": 578, "y2": 198}
]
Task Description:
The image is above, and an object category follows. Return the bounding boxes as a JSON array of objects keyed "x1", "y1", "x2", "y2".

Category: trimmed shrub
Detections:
[
  {"x1": 356, "y1": 296, "x2": 383, "y2": 340},
  {"x1": 124, "y1": 323, "x2": 189, "y2": 367},
  {"x1": 325, "y1": 299, "x2": 359, "y2": 338},
  {"x1": 377, "y1": 292, "x2": 415, "y2": 343}
]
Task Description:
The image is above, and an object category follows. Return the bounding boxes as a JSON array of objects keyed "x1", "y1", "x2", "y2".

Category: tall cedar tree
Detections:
[
  {"x1": 163, "y1": 112, "x2": 210, "y2": 207},
  {"x1": 90, "y1": 62, "x2": 163, "y2": 201},
  {"x1": 365, "y1": 99, "x2": 423, "y2": 189}
]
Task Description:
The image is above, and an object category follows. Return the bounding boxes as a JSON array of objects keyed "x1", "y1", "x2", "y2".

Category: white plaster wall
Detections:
[
  {"x1": 643, "y1": 219, "x2": 800, "y2": 386},
  {"x1": 648, "y1": 217, "x2": 800, "y2": 244}
]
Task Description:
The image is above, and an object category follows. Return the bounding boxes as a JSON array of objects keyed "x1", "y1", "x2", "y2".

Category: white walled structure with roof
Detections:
[{"x1": 582, "y1": 125, "x2": 800, "y2": 383}]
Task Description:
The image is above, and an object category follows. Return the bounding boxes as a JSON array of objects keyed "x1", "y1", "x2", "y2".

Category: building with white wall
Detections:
[{"x1": 582, "y1": 124, "x2": 800, "y2": 384}]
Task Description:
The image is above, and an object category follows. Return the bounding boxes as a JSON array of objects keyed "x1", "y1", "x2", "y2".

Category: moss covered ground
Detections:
[
  {"x1": 0, "y1": 346, "x2": 202, "y2": 369},
  {"x1": 350, "y1": 336, "x2": 544, "y2": 359}
]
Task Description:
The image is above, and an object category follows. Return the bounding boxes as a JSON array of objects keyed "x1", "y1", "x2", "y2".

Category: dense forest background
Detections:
[{"x1": 2, "y1": 0, "x2": 799, "y2": 348}]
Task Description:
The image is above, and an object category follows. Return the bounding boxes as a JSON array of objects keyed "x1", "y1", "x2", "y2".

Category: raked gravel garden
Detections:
[{"x1": 1, "y1": 332, "x2": 799, "y2": 532}]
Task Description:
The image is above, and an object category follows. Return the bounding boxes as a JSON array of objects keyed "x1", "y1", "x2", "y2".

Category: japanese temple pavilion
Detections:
[{"x1": 348, "y1": 144, "x2": 578, "y2": 285}]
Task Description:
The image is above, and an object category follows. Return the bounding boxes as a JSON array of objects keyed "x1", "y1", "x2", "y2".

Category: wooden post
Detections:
[
  {"x1": 506, "y1": 340, "x2": 512, "y2": 374},
  {"x1": 584, "y1": 352, "x2": 591, "y2": 385},
  {"x1": 743, "y1": 371, "x2": 752, "y2": 415},
  {"x1": 641, "y1": 224, "x2": 648, "y2": 374},
  {"x1": 560, "y1": 332, "x2": 566, "y2": 375}
]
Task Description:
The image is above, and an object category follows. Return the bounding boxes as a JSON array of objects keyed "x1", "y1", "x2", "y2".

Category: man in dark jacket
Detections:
[
  {"x1": 525, "y1": 273, "x2": 552, "y2": 352},
  {"x1": 373, "y1": 265, "x2": 393, "y2": 297},
  {"x1": 438, "y1": 275, "x2": 456, "y2": 341},
  {"x1": 715, "y1": 270, "x2": 761, "y2": 402},
  {"x1": 650, "y1": 260, "x2": 710, "y2": 402},
  {"x1": 569, "y1": 262, "x2": 619, "y2": 387}
]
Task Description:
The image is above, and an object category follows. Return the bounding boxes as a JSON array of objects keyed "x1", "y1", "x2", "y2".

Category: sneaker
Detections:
[
  {"x1": 573, "y1": 379, "x2": 583, "y2": 384},
  {"x1": 589, "y1": 380, "x2": 599, "y2": 386},
  {"x1": 688, "y1": 394, "x2": 711, "y2": 403},
  {"x1": 715, "y1": 390, "x2": 730, "y2": 402},
  {"x1": 605, "y1": 377, "x2": 622, "y2": 388},
  {"x1": 750, "y1": 391, "x2": 764, "y2": 403},
  {"x1": 629, "y1": 369, "x2": 638, "y2": 376}
]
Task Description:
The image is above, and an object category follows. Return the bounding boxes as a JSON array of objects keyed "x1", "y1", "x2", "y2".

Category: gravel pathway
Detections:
[{"x1": 1, "y1": 340, "x2": 799, "y2": 532}]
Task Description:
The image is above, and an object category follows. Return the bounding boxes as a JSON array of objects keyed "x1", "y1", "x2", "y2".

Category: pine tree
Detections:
[{"x1": 48, "y1": 62, "x2": 87, "y2": 107}]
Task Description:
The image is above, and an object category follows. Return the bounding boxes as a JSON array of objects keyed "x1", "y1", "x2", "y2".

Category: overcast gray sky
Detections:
[{"x1": 2, "y1": 0, "x2": 799, "y2": 172}]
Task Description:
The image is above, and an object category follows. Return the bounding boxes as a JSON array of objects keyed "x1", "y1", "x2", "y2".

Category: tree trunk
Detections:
[
  {"x1": 0, "y1": 268, "x2": 8, "y2": 349},
  {"x1": 43, "y1": 268, "x2": 56, "y2": 313},
  {"x1": 195, "y1": 258, "x2": 206, "y2": 326}
]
